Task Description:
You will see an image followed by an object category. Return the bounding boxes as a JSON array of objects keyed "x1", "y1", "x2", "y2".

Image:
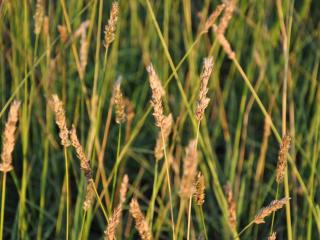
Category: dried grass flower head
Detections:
[
  {"x1": 196, "y1": 57, "x2": 214, "y2": 121},
  {"x1": 113, "y1": 77, "x2": 126, "y2": 124},
  {"x1": 254, "y1": 197, "x2": 291, "y2": 224},
  {"x1": 34, "y1": 0, "x2": 44, "y2": 35},
  {"x1": 49, "y1": 94, "x2": 70, "y2": 147},
  {"x1": 104, "y1": 1, "x2": 120, "y2": 47},
  {"x1": 0, "y1": 100, "x2": 21, "y2": 173},
  {"x1": 204, "y1": 3, "x2": 226, "y2": 32},
  {"x1": 129, "y1": 198, "x2": 152, "y2": 240},
  {"x1": 154, "y1": 114, "x2": 173, "y2": 161},
  {"x1": 276, "y1": 134, "x2": 291, "y2": 184},
  {"x1": 147, "y1": 63, "x2": 166, "y2": 128},
  {"x1": 83, "y1": 180, "x2": 95, "y2": 211},
  {"x1": 224, "y1": 183, "x2": 237, "y2": 230},
  {"x1": 194, "y1": 172, "x2": 205, "y2": 205},
  {"x1": 268, "y1": 232, "x2": 276, "y2": 240},
  {"x1": 70, "y1": 125, "x2": 92, "y2": 181},
  {"x1": 180, "y1": 139, "x2": 198, "y2": 198}
]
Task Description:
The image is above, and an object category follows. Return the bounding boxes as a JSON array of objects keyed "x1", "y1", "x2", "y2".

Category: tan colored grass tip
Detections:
[
  {"x1": 83, "y1": 180, "x2": 95, "y2": 211},
  {"x1": 194, "y1": 172, "x2": 205, "y2": 205},
  {"x1": 70, "y1": 125, "x2": 92, "y2": 181},
  {"x1": 268, "y1": 232, "x2": 277, "y2": 240},
  {"x1": 276, "y1": 134, "x2": 292, "y2": 184},
  {"x1": 224, "y1": 183, "x2": 237, "y2": 230},
  {"x1": 180, "y1": 139, "x2": 198, "y2": 198},
  {"x1": 104, "y1": 204, "x2": 122, "y2": 240},
  {"x1": 34, "y1": 0, "x2": 44, "y2": 35},
  {"x1": 154, "y1": 114, "x2": 173, "y2": 161},
  {"x1": 104, "y1": 1, "x2": 120, "y2": 47},
  {"x1": 113, "y1": 77, "x2": 126, "y2": 124},
  {"x1": 147, "y1": 63, "x2": 166, "y2": 128},
  {"x1": 0, "y1": 100, "x2": 21, "y2": 173},
  {"x1": 130, "y1": 198, "x2": 152, "y2": 240},
  {"x1": 49, "y1": 94, "x2": 70, "y2": 147},
  {"x1": 196, "y1": 57, "x2": 214, "y2": 121},
  {"x1": 204, "y1": 3, "x2": 226, "y2": 32},
  {"x1": 254, "y1": 197, "x2": 291, "y2": 224}
]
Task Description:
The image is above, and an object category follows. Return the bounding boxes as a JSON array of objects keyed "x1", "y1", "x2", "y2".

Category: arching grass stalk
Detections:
[
  {"x1": 0, "y1": 173, "x2": 7, "y2": 240},
  {"x1": 236, "y1": 221, "x2": 255, "y2": 238},
  {"x1": 161, "y1": 128, "x2": 176, "y2": 240}
]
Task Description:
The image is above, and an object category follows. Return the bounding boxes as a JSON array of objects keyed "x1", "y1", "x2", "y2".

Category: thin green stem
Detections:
[
  {"x1": 90, "y1": 179, "x2": 109, "y2": 223},
  {"x1": 64, "y1": 148, "x2": 69, "y2": 240},
  {"x1": 270, "y1": 184, "x2": 279, "y2": 234},
  {"x1": 161, "y1": 128, "x2": 176, "y2": 240},
  {"x1": 79, "y1": 211, "x2": 87, "y2": 240},
  {"x1": 111, "y1": 124, "x2": 122, "y2": 210},
  {"x1": 187, "y1": 196, "x2": 192, "y2": 240},
  {"x1": 148, "y1": 160, "x2": 158, "y2": 230},
  {"x1": 0, "y1": 173, "x2": 7, "y2": 240},
  {"x1": 237, "y1": 221, "x2": 255, "y2": 238},
  {"x1": 199, "y1": 207, "x2": 208, "y2": 240}
]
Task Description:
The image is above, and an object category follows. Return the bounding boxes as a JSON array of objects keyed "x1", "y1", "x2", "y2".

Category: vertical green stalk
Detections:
[
  {"x1": 0, "y1": 173, "x2": 7, "y2": 240},
  {"x1": 147, "y1": 160, "x2": 158, "y2": 230},
  {"x1": 161, "y1": 128, "x2": 175, "y2": 240},
  {"x1": 111, "y1": 123, "x2": 122, "y2": 210},
  {"x1": 64, "y1": 147, "x2": 69, "y2": 240},
  {"x1": 79, "y1": 211, "x2": 87, "y2": 240},
  {"x1": 199, "y1": 207, "x2": 208, "y2": 240},
  {"x1": 270, "y1": 184, "x2": 279, "y2": 234},
  {"x1": 187, "y1": 196, "x2": 192, "y2": 240}
]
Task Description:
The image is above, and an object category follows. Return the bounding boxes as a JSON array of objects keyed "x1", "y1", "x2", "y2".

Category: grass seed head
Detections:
[
  {"x1": 276, "y1": 134, "x2": 292, "y2": 184},
  {"x1": 194, "y1": 172, "x2": 205, "y2": 205},
  {"x1": 0, "y1": 100, "x2": 20, "y2": 173},
  {"x1": 130, "y1": 198, "x2": 152, "y2": 240},
  {"x1": 104, "y1": 1, "x2": 120, "y2": 47}
]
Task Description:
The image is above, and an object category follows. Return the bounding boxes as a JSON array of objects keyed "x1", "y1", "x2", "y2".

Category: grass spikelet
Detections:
[
  {"x1": 80, "y1": 31, "x2": 89, "y2": 79},
  {"x1": 104, "y1": 204, "x2": 122, "y2": 240},
  {"x1": 130, "y1": 198, "x2": 152, "y2": 240},
  {"x1": 204, "y1": 3, "x2": 226, "y2": 32},
  {"x1": 224, "y1": 183, "x2": 237, "y2": 230},
  {"x1": 212, "y1": 25, "x2": 235, "y2": 59},
  {"x1": 49, "y1": 95, "x2": 70, "y2": 147},
  {"x1": 113, "y1": 78, "x2": 126, "y2": 124},
  {"x1": 146, "y1": 63, "x2": 166, "y2": 128},
  {"x1": 154, "y1": 114, "x2": 173, "y2": 161},
  {"x1": 254, "y1": 197, "x2": 291, "y2": 224},
  {"x1": 0, "y1": 100, "x2": 20, "y2": 173},
  {"x1": 104, "y1": 1, "x2": 120, "y2": 47},
  {"x1": 70, "y1": 125, "x2": 92, "y2": 181},
  {"x1": 268, "y1": 232, "x2": 276, "y2": 240},
  {"x1": 119, "y1": 174, "x2": 129, "y2": 205},
  {"x1": 58, "y1": 25, "x2": 68, "y2": 43},
  {"x1": 276, "y1": 134, "x2": 292, "y2": 184},
  {"x1": 34, "y1": 0, "x2": 44, "y2": 35},
  {"x1": 194, "y1": 172, "x2": 205, "y2": 205},
  {"x1": 180, "y1": 139, "x2": 198, "y2": 198},
  {"x1": 196, "y1": 57, "x2": 214, "y2": 121},
  {"x1": 217, "y1": 0, "x2": 236, "y2": 35},
  {"x1": 83, "y1": 180, "x2": 95, "y2": 211}
]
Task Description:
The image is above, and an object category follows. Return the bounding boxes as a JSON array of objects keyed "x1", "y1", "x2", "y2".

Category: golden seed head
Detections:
[
  {"x1": 34, "y1": 0, "x2": 44, "y2": 35},
  {"x1": 147, "y1": 63, "x2": 165, "y2": 128},
  {"x1": 213, "y1": 25, "x2": 235, "y2": 60},
  {"x1": 83, "y1": 180, "x2": 95, "y2": 211},
  {"x1": 70, "y1": 125, "x2": 92, "y2": 180},
  {"x1": 130, "y1": 198, "x2": 152, "y2": 240},
  {"x1": 49, "y1": 95, "x2": 70, "y2": 147},
  {"x1": 224, "y1": 183, "x2": 237, "y2": 230},
  {"x1": 58, "y1": 25, "x2": 68, "y2": 43},
  {"x1": 194, "y1": 172, "x2": 205, "y2": 205},
  {"x1": 80, "y1": 31, "x2": 89, "y2": 79},
  {"x1": 0, "y1": 100, "x2": 20, "y2": 173},
  {"x1": 180, "y1": 139, "x2": 198, "y2": 198},
  {"x1": 204, "y1": 3, "x2": 226, "y2": 32},
  {"x1": 104, "y1": 204, "x2": 122, "y2": 240},
  {"x1": 119, "y1": 174, "x2": 129, "y2": 205},
  {"x1": 254, "y1": 197, "x2": 291, "y2": 224},
  {"x1": 113, "y1": 78, "x2": 126, "y2": 124},
  {"x1": 154, "y1": 114, "x2": 173, "y2": 161},
  {"x1": 268, "y1": 232, "x2": 277, "y2": 240},
  {"x1": 104, "y1": 1, "x2": 120, "y2": 47},
  {"x1": 276, "y1": 134, "x2": 292, "y2": 184},
  {"x1": 217, "y1": 0, "x2": 236, "y2": 35},
  {"x1": 196, "y1": 57, "x2": 214, "y2": 121}
]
